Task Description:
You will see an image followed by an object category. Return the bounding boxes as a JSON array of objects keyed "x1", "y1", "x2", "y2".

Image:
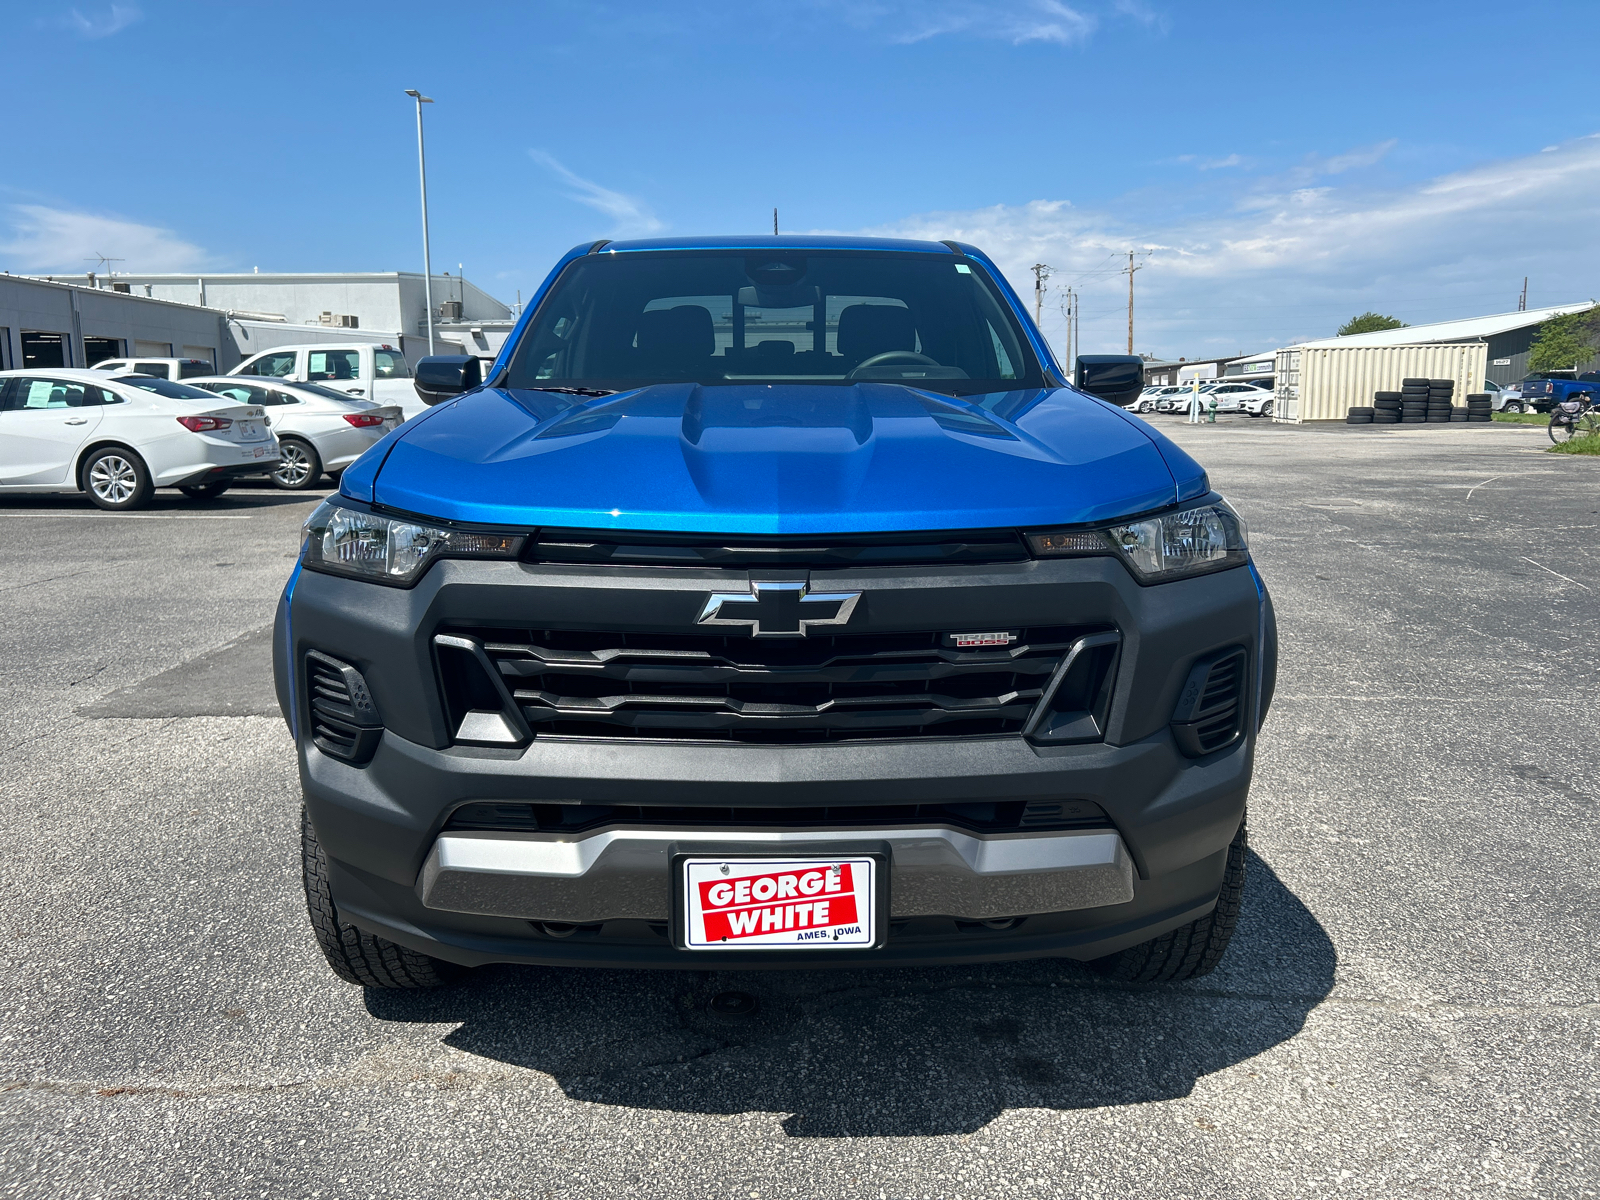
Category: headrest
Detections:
[
  {"x1": 836, "y1": 304, "x2": 916, "y2": 361},
  {"x1": 637, "y1": 305, "x2": 715, "y2": 360}
]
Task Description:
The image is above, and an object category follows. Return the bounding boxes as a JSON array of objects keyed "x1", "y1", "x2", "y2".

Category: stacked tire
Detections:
[
  {"x1": 1347, "y1": 406, "x2": 1375, "y2": 424},
  {"x1": 1373, "y1": 391, "x2": 1402, "y2": 424},
  {"x1": 1465, "y1": 393, "x2": 1493, "y2": 423},
  {"x1": 1400, "y1": 378, "x2": 1430, "y2": 423},
  {"x1": 1427, "y1": 378, "x2": 1454, "y2": 423},
  {"x1": 1450, "y1": 405, "x2": 1469, "y2": 422}
]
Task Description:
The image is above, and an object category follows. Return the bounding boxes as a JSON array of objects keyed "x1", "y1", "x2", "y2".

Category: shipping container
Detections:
[{"x1": 1272, "y1": 342, "x2": 1488, "y2": 423}]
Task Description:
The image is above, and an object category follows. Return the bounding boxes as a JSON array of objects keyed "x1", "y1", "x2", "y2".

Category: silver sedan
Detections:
[{"x1": 188, "y1": 378, "x2": 401, "y2": 489}]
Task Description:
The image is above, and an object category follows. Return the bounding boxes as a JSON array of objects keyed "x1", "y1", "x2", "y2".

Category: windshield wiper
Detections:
[{"x1": 524, "y1": 386, "x2": 616, "y2": 397}]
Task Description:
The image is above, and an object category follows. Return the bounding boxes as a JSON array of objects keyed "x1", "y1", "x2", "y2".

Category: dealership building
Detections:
[{"x1": 2, "y1": 270, "x2": 517, "y2": 373}]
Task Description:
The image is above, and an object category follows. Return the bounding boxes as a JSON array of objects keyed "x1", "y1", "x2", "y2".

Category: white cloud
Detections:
[
  {"x1": 1113, "y1": 0, "x2": 1167, "y2": 32},
  {"x1": 838, "y1": 135, "x2": 1600, "y2": 357},
  {"x1": 62, "y1": 4, "x2": 141, "y2": 38},
  {"x1": 1281, "y1": 138, "x2": 1397, "y2": 185},
  {"x1": 0, "y1": 204, "x2": 206, "y2": 272},
  {"x1": 845, "y1": 0, "x2": 1097, "y2": 46},
  {"x1": 528, "y1": 150, "x2": 664, "y2": 238}
]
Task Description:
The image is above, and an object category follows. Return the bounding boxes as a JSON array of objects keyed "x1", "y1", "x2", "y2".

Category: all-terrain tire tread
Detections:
[
  {"x1": 300, "y1": 807, "x2": 456, "y2": 989},
  {"x1": 1091, "y1": 816, "x2": 1246, "y2": 983}
]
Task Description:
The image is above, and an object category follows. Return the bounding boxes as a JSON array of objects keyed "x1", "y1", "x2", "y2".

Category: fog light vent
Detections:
[
  {"x1": 1170, "y1": 647, "x2": 1248, "y2": 758},
  {"x1": 305, "y1": 650, "x2": 383, "y2": 764}
]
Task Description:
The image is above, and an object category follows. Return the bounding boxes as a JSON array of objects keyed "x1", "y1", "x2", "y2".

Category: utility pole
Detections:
[
  {"x1": 1031, "y1": 263, "x2": 1052, "y2": 328},
  {"x1": 773, "y1": 208, "x2": 779, "y2": 236},
  {"x1": 1519, "y1": 277, "x2": 1528, "y2": 312},
  {"x1": 404, "y1": 89, "x2": 436, "y2": 355},
  {"x1": 1059, "y1": 288, "x2": 1078, "y2": 367},
  {"x1": 1124, "y1": 251, "x2": 1144, "y2": 355}
]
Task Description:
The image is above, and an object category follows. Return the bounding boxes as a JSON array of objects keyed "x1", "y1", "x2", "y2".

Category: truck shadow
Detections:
[{"x1": 365, "y1": 850, "x2": 1334, "y2": 1137}]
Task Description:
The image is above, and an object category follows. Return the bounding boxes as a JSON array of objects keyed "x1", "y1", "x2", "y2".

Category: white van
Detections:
[{"x1": 229, "y1": 343, "x2": 423, "y2": 420}]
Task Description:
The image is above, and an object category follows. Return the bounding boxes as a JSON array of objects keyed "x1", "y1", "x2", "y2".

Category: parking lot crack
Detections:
[{"x1": 0, "y1": 570, "x2": 89, "y2": 594}]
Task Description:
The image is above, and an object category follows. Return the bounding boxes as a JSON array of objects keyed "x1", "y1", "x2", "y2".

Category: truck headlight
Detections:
[
  {"x1": 301, "y1": 499, "x2": 524, "y2": 586},
  {"x1": 1027, "y1": 502, "x2": 1248, "y2": 583}
]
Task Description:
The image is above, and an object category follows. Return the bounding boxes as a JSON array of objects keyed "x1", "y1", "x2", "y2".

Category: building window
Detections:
[
  {"x1": 84, "y1": 336, "x2": 124, "y2": 366},
  {"x1": 21, "y1": 331, "x2": 67, "y2": 369}
]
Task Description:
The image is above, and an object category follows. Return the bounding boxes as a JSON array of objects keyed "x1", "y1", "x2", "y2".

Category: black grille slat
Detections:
[
  {"x1": 528, "y1": 529, "x2": 1029, "y2": 569},
  {"x1": 444, "y1": 797, "x2": 1112, "y2": 834},
  {"x1": 446, "y1": 625, "x2": 1104, "y2": 744}
]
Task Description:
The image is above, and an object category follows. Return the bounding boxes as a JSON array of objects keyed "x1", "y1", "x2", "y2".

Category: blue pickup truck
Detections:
[
  {"x1": 277, "y1": 235, "x2": 1277, "y2": 989},
  {"x1": 1516, "y1": 371, "x2": 1600, "y2": 412}
]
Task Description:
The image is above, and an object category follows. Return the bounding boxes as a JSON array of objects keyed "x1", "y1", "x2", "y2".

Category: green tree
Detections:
[
  {"x1": 1338, "y1": 312, "x2": 1409, "y2": 336},
  {"x1": 1528, "y1": 308, "x2": 1600, "y2": 373}
]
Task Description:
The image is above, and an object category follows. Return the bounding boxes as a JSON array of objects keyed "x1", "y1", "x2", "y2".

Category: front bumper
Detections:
[
  {"x1": 422, "y1": 826, "x2": 1133, "y2": 922},
  {"x1": 281, "y1": 550, "x2": 1269, "y2": 969}
]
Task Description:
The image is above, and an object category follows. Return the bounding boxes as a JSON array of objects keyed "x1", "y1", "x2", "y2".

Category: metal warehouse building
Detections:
[
  {"x1": 99, "y1": 271, "x2": 512, "y2": 342},
  {"x1": 1294, "y1": 302, "x2": 1598, "y2": 386},
  {"x1": 4, "y1": 270, "x2": 519, "y2": 372},
  {"x1": 0, "y1": 274, "x2": 229, "y2": 371}
]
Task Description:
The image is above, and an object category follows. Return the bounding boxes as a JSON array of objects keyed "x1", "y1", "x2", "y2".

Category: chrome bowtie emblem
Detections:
[{"x1": 697, "y1": 580, "x2": 861, "y2": 638}]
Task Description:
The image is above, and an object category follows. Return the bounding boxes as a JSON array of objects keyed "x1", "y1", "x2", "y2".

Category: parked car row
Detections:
[
  {"x1": 0, "y1": 370, "x2": 280, "y2": 510},
  {"x1": 0, "y1": 359, "x2": 405, "y2": 509},
  {"x1": 1131, "y1": 381, "x2": 1276, "y2": 418}
]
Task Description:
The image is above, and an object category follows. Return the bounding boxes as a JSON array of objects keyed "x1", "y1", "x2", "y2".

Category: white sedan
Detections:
[
  {"x1": 0, "y1": 369, "x2": 279, "y2": 510},
  {"x1": 188, "y1": 377, "x2": 402, "y2": 490}
]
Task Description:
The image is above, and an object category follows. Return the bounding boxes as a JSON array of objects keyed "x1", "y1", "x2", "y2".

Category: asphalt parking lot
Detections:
[{"x1": 2, "y1": 418, "x2": 1597, "y2": 1199}]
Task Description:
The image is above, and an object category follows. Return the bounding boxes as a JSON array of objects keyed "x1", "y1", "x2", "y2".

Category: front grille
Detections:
[
  {"x1": 443, "y1": 625, "x2": 1110, "y2": 744},
  {"x1": 443, "y1": 798, "x2": 1111, "y2": 834},
  {"x1": 1170, "y1": 647, "x2": 1248, "y2": 757},
  {"x1": 305, "y1": 650, "x2": 383, "y2": 764}
]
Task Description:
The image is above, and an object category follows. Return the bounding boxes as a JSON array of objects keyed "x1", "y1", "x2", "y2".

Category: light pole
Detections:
[{"x1": 404, "y1": 89, "x2": 436, "y2": 356}]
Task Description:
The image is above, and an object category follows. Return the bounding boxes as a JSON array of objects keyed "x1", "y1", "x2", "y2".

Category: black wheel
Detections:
[
  {"x1": 1091, "y1": 816, "x2": 1247, "y2": 982},
  {"x1": 1548, "y1": 411, "x2": 1589, "y2": 444},
  {"x1": 1503, "y1": 400, "x2": 1524, "y2": 414},
  {"x1": 273, "y1": 438, "x2": 323, "y2": 490},
  {"x1": 81, "y1": 446, "x2": 154, "y2": 511},
  {"x1": 179, "y1": 482, "x2": 231, "y2": 500},
  {"x1": 301, "y1": 807, "x2": 461, "y2": 989}
]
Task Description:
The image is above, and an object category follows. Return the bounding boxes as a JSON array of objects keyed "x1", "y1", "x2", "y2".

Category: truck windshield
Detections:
[{"x1": 504, "y1": 251, "x2": 1044, "y2": 396}]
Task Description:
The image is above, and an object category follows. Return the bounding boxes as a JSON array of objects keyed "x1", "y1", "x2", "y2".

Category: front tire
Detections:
[
  {"x1": 273, "y1": 438, "x2": 323, "y2": 490},
  {"x1": 1090, "y1": 815, "x2": 1246, "y2": 982},
  {"x1": 1503, "y1": 401, "x2": 1523, "y2": 414},
  {"x1": 82, "y1": 447, "x2": 154, "y2": 511},
  {"x1": 301, "y1": 807, "x2": 461, "y2": 989}
]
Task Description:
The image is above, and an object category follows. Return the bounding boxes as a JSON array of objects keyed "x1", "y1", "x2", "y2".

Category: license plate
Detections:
[
  {"x1": 383, "y1": 417, "x2": 400, "y2": 429},
  {"x1": 681, "y1": 857, "x2": 877, "y2": 950}
]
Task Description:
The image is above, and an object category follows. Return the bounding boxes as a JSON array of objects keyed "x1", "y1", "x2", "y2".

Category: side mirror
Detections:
[
  {"x1": 1074, "y1": 355, "x2": 1146, "y2": 408},
  {"x1": 413, "y1": 355, "x2": 482, "y2": 406}
]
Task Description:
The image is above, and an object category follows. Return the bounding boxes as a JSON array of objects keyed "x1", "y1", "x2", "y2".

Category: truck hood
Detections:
[{"x1": 349, "y1": 383, "x2": 1206, "y2": 534}]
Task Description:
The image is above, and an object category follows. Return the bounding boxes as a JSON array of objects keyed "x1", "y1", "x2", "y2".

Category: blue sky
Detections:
[{"x1": 5, "y1": 0, "x2": 1599, "y2": 359}]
